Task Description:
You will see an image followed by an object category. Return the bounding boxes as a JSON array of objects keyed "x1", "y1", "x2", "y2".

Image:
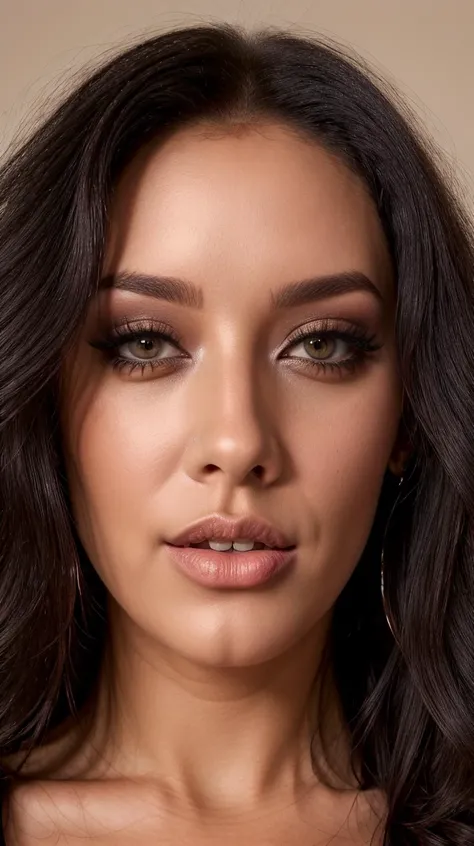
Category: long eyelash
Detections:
[
  {"x1": 101, "y1": 318, "x2": 183, "y2": 346},
  {"x1": 90, "y1": 318, "x2": 382, "y2": 377},
  {"x1": 283, "y1": 320, "x2": 381, "y2": 375},
  {"x1": 89, "y1": 318, "x2": 185, "y2": 375}
]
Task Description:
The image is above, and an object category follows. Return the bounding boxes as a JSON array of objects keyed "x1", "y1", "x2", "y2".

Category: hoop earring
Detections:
[{"x1": 380, "y1": 473, "x2": 404, "y2": 639}]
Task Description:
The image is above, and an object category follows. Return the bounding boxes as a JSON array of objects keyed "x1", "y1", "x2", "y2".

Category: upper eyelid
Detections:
[
  {"x1": 109, "y1": 325, "x2": 361, "y2": 348},
  {"x1": 104, "y1": 316, "x2": 372, "y2": 340},
  {"x1": 100, "y1": 318, "x2": 182, "y2": 344}
]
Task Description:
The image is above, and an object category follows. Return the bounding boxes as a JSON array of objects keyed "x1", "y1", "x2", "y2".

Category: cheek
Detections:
[
  {"x1": 288, "y1": 367, "x2": 401, "y2": 562},
  {"x1": 62, "y1": 384, "x2": 188, "y2": 570}
]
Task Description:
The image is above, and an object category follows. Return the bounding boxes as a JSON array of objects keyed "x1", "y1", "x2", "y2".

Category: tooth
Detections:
[
  {"x1": 232, "y1": 540, "x2": 255, "y2": 551},
  {"x1": 208, "y1": 540, "x2": 233, "y2": 551}
]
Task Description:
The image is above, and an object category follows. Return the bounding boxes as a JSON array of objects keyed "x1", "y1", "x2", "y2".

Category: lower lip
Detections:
[{"x1": 165, "y1": 544, "x2": 296, "y2": 588}]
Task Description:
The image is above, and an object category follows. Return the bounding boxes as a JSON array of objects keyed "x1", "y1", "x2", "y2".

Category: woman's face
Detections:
[{"x1": 61, "y1": 122, "x2": 402, "y2": 668}]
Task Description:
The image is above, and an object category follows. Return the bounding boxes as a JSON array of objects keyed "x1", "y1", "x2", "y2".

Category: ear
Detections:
[{"x1": 387, "y1": 412, "x2": 412, "y2": 477}]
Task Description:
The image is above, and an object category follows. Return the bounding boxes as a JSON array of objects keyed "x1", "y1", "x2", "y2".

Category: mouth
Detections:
[
  {"x1": 174, "y1": 541, "x2": 281, "y2": 551},
  {"x1": 165, "y1": 542, "x2": 297, "y2": 588},
  {"x1": 167, "y1": 513, "x2": 295, "y2": 551}
]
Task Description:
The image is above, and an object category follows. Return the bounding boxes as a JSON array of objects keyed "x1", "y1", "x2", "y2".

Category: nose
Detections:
[{"x1": 182, "y1": 351, "x2": 284, "y2": 490}]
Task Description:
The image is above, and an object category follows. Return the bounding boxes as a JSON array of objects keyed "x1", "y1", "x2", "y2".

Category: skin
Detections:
[{"x1": 6, "y1": 122, "x2": 408, "y2": 844}]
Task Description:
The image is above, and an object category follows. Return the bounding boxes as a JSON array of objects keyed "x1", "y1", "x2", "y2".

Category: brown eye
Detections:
[
  {"x1": 280, "y1": 323, "x2": 381, "y2": 377},
  {"x1": 303, "y1": 336, "x2": 336, "y2": 360},
  {"x1": 114, "y1": 332, "x2": 183, "y2": 363},
  {"x1": 127, "y1": 337, "x2": 164, "y2": 360},
  {"x1": 284, "y1": 332, "x2": 355, "y2": 366},
  {"x1": 89, "y1": 322, "x2": 189, "y2": 376}
]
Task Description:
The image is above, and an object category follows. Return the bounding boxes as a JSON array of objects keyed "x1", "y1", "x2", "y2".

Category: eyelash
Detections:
[{"x1": 89, "y1": 317, "x2": 381, "y2": 378}]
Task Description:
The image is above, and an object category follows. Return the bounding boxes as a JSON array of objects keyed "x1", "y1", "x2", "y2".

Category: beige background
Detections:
[{"x1": 1, "y1": 0, "x2": 473, "y2": 205}]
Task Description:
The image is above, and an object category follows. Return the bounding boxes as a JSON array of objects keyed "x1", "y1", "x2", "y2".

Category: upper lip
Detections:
[{"x1": 167, "y1": 514, "x2": 296, "y2": 549}]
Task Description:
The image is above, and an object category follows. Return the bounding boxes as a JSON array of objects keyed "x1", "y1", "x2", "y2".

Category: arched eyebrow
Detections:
[
  {"x1": 99, "y1": 269, "x2": 384, "y2": 308},
  {"x1": 271, "y1": 271, "x2": 384, "y2": 307}
]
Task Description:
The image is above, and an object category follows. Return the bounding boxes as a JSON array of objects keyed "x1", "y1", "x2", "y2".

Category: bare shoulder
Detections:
[{"x1": 4, "y1": 778, "x2": 168, "y2": 844}]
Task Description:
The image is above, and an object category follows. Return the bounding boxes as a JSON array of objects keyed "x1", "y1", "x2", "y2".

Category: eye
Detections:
[
  {"x1": 280, "y1": 321, "x2": 381, "y2": 376},
  {"x1": 89, "y1": 319, "x2": 188, "y2": 375},
  {"x1": 288, "y1": 334, "x2": 343, "y2": 361},
  {"x1": 117, "y1": 334, "x2": 178, "y2": 362}
]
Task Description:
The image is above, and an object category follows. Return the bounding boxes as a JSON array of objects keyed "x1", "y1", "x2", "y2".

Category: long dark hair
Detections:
[{"x1": 0, "y1": 21, "x2": 473, "y2": 844}]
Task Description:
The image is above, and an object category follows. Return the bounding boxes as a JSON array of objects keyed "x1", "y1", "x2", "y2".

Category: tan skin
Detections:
[{"x1": 5, "y1": 122, "x2": 409, "y2": 844}]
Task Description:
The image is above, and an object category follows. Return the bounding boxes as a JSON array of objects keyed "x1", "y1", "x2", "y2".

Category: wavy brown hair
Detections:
[{"x1": 0, "y1": 21, "x2": 473, "y2": 844}]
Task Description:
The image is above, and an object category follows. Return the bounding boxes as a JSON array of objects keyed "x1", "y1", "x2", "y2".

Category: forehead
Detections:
[{"x1": 104, "y1": 123, "x2": 391, "y2": 301}]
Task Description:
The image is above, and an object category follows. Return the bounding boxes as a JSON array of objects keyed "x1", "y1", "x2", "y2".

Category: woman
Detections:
[{"x1": 0, "y1": 20, "x2": 472, "y2": 845}]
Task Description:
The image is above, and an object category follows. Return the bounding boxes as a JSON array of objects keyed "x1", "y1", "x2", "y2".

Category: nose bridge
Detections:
[{"x1": 182, "y1": 339, "x2": 282, "y2": 486}]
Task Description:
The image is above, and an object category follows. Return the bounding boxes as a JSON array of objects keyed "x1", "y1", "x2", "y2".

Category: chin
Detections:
[{"x1": 152, "y1": 611, "x2": 308, "y2": 670}]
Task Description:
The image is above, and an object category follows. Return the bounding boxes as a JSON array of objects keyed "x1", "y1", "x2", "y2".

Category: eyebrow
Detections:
[{"x1": 99, "y1": 269, "x2": 384, "y2": 309}]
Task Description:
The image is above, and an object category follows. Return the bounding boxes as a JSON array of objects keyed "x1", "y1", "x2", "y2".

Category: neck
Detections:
[{"x1": 52, "y1": 602, "x2": 356, "y2": 813}]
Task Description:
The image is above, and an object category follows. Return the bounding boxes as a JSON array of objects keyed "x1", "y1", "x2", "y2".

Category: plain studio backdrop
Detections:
[{"x1": 0, "y1": 0, "x2": 473, "y2": 211}]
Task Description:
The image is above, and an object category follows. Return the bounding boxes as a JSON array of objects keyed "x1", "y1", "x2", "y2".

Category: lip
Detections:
[
  {"x1": 167, "y1": 513, "x2": 295, "y2": 550},
  {"x1": 165, "y1": 544, "x2": 297, "y2": 589}
]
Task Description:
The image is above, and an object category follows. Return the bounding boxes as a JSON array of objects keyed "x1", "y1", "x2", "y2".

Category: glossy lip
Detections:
[
  {"x1": 166, "y1": 544, "x2": 297, "y2": 588},
  {"x1": 167, "y1": 513, "x2": 295, "y2": 550}
]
